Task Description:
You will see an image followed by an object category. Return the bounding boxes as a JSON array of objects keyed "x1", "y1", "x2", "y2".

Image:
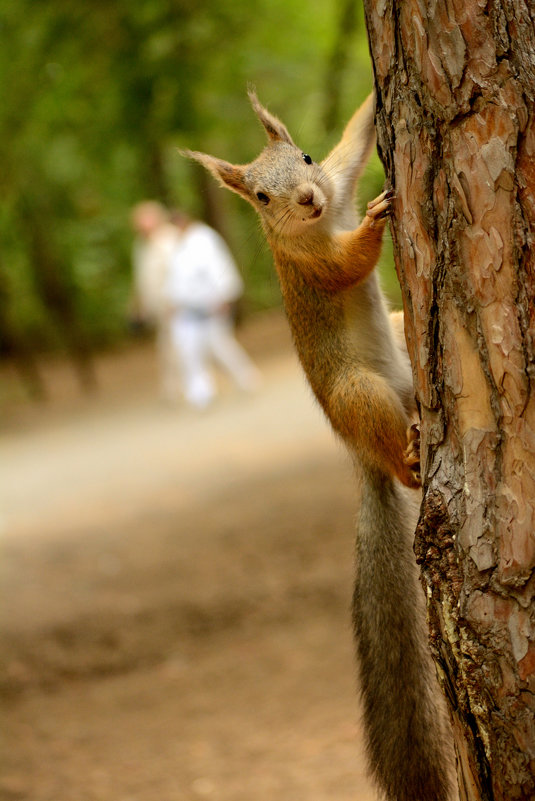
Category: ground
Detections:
[{"x1": 0, "y1": 312, "x2": 378, "y2": 801}]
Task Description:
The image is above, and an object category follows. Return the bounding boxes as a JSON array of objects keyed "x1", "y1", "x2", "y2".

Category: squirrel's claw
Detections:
[
  {"x1": 366, "y1": 189, "x2": 394, "y2": 225},
  {"x1": 403, "y1": 423, "x2": 421, "y2": 487}
]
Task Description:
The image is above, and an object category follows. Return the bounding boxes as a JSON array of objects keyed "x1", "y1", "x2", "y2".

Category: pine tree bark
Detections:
[{"x1": 363, "y1": 2, "x2": 535, "y2": 799}]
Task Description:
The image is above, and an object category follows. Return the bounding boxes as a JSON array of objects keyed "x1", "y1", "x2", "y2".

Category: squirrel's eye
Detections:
[
  {"x1": 256, "y1": 192, "x2": 270, "y2": 205},
  {"x1": 302, "y1": 153, "x2": 313, "y2": 165}
]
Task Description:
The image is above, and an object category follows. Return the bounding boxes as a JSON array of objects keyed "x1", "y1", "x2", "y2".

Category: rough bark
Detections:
[{"x1": 363, "y1": 1, "x2": 535, "y2": 799}]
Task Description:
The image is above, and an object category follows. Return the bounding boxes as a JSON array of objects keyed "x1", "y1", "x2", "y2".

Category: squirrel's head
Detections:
[{"x1": 182, "y1": 91, "x2": 334, "y2": 239}]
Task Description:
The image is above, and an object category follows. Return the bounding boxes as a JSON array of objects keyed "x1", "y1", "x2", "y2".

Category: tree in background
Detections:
[{"x1": 363, "y1": 0, "x2": 535, "y2": 798}]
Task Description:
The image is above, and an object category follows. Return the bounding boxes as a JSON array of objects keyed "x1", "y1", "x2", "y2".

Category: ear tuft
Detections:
[
  {"x1": 247, "y1": 91, "x2": 294, "y2": 145},
  {"x1": 181, "y1": 150, "x2": 250, "y2": 201}
]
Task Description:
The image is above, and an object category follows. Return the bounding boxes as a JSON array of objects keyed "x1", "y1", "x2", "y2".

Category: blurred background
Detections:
[
  {"x1": 1, "y1": 2, "x2": 396, "y2": 800},
  {"x1": 0, "y1": 0, "x2": 398, "y2": 404}
]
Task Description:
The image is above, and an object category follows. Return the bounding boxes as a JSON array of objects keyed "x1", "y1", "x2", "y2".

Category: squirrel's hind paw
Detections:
[{"x1": 403, "y1": 423, "x2": 421, "y2": 487}]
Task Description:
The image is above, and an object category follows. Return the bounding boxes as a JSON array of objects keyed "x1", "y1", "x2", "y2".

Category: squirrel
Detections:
[{"x1": 183, "y1": 92, "x2": 456, "y2": 801}]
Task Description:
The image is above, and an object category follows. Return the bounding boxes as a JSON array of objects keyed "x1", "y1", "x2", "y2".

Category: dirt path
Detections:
[{"x1": 0, "y1": 313, "x2": 377, "y2": 801}]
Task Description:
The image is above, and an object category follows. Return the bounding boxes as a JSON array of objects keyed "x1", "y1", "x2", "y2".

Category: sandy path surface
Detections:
[{"x1": 0, "y1": 313, "x2": 377, "y2": 801}]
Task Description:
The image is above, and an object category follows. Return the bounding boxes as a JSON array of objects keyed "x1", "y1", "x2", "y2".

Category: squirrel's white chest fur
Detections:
[{"x1": 342, "y1": 274, "x2": 415, "y2": 418}]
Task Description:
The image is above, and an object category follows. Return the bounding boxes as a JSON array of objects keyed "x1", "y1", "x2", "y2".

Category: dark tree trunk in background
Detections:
[
  {"x1": 0, "y1": 261, "x2": 47, "y2": 400},
  {"x1": 193, "y1": 163, "x2": 232, "y2": 241},
  {"x1": 323, "y1": 0, "x2": 359, "y2": 133},
  {"x1": 20, "y1": 196, "x2": 97, "y2": 393},
  {"x1": 146, "y1": 140, "x2": 170, "y2": 204},
  {"x1": 363, "y1": 1, "x2": 535, "y2": 799}
]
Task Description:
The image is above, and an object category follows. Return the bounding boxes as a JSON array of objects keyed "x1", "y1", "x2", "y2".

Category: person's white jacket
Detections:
[{"x1": 166, "y1": 222, "x2": 243, "y2": 313}]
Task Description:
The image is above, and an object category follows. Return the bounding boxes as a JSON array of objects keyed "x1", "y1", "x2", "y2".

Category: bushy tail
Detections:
[{"x1": 352, "y1": 469, "x2": 455, "y2": 801}]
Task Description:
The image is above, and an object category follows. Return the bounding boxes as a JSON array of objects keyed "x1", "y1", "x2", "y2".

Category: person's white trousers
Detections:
[{"x1": 171, "y1": 312, "x2": 260, "y2": 408}]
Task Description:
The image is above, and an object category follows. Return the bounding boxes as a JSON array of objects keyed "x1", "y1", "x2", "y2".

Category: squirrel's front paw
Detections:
[
  {"x1": 403, "y1": 423, "x2": 421, "y2": 487},
  {"x1": 366, "y1": 189, "x2": 394, "y2": 227}
]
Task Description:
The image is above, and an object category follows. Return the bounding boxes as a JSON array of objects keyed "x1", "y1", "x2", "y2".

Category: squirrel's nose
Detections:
[{"x1": 297, "y1": 188, "x2": 314, "y2": 206}]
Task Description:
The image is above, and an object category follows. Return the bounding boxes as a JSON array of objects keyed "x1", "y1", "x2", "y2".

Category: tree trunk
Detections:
[
  {"x1": 323, "y1": 0, "x2": 360, "y2": 133},
  {"x1": 20, "y1": 194, "x2": 97, "y2": 393},
  {"x1": 363, "y1": 1, "x2": 535, "y2": 799},
  {"x1": 193, "y1": 162, "x2": 232, "y2": 241}
]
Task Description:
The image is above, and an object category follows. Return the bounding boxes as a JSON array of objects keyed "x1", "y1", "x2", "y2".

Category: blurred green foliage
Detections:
[{"x1": 0, "y1": 0, "x2": 399, "y2": 373}]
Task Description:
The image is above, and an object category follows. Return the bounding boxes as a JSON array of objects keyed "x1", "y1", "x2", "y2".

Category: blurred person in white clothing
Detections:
[
  {"x1": 167, "y1": 211, "x2": 261, "y2": 409},
  {"x1": 131, "y1": 201, "x2": 183, "y2": 399}
]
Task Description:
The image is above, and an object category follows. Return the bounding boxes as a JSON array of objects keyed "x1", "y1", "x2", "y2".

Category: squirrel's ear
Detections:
[
  {"x1": 181, "y1": 150, "x2": 250, "y2": 200},
  {"x1": 248, "y1": 91, "x2": 295, "y2": 145}
]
